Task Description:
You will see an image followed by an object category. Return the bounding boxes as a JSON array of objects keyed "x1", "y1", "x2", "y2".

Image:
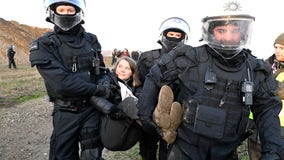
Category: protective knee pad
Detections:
[{"x1": 80, "y1": 128, "x2": 102, "y2": 151}]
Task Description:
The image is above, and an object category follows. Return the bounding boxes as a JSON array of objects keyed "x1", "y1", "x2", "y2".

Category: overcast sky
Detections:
[{"x1": 0, "y1": 0, "x2": 284, "y2": 59}]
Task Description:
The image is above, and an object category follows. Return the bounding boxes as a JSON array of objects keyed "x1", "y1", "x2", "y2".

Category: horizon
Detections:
[{"x1": 1, "y1": 0, "x2": 284, "y2": 59}]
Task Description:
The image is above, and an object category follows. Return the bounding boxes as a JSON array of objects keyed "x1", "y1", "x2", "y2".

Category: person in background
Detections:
[
  {"x1": 248, "y1": 32, "x2": 284, "y2": 160},
  {"x1": 131, "y1": 50, "x2": 140, "y2": 62},
  {"x1": 7, "y1": 44, "x2": 16, "y2": 69},
  {"x1": 111, "y1": 48, "x2": 119, "y2": 65},
  {"x1": 137, "y1": 17, "x2": 191, "y2": 160},
  {"x1": 119, "y1": 48, "x2": 130, "y2": 58},
  {"x1": 29, "y1": 0, "x2": 114, "y2": 159},
  {"x1": 138, "y1": 1, "x2": 284, "y2": 159}
]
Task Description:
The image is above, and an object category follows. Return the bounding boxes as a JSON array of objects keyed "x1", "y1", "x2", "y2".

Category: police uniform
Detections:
[
  {"x1": 248, "y1": 54, "x2": 284, "y2": 159},
  {"x1": 138, "y1": 44, "x2": 284, "y2": 160},
  {"x1": 138, "y1": 49, "x2": 163, "y2": 84},
  {"x1": 137, "y1": 48, "x2": 170, "y2": 160},
  {"x1": 7, "y1": 45, "x2": 16, "y2": 69},
  {"x1": 30, "y1": 25, "x2": 105, "y2": 160},
  {"x1": 137, "y1": 17, "x2": 191, "y2": 160}
]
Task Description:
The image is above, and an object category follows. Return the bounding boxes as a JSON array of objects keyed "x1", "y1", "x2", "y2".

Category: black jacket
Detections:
[
  {"x1": 29, "y1": 25, "x2": 104, "y2": 100},
  {"x1": 138, "y1": 44, "x2": 284, "y2": 157}
]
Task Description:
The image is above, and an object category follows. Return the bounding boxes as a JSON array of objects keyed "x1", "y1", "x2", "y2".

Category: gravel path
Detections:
[{"x1": 0, "y1": 97, "x2": 141, "y2": 160}]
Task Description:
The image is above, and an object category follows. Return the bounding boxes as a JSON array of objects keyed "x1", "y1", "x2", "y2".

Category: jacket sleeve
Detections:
[
  {"x1": 253, "y1": 63, "x2": 284, "y2": 155},
  {"x1": 29, "y1": 38, "x2": 98, "y2": 98},
  {"x1": 137, "y1": 70, "x2": 160, "y2": 118}
]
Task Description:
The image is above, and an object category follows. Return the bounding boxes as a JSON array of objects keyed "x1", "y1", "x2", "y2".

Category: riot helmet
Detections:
[
  {"x1": 44, "y1": 0, "x2": 86, "y2": 31},
  {"x1": 159, "y1": 17, "x2": 190, "y2": 52},
  {"x1": 202, "y1": 0, "x2": 255, "y2": 59}
]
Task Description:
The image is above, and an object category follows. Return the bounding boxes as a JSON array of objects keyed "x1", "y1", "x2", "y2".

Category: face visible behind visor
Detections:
[
  {"x1": 201, "y1": 0, "x2": 255, "y2": 58},
  {"x1": 202, "y1": 15, "x2": 254, "y2": 51},
  {"x1": 44, "y1": 0, "x2": 86, "y2": 31}
]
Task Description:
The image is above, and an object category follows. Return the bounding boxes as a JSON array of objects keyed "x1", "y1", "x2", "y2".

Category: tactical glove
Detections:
[
  {"x1": 94, "y1": 84, "x2": 116, "y2": 98},
  {"x1": 89, "y1": 96, "x2": 118, "y2": 114},
  {"x1": 158, "y1": 50, "x2": 178, "y2": 82},
  {"x1": 260, "y1": 152, "x2": 280, "y2": 160},
  {"x1": 109, "y1": 110, "x2": 128, "y2": 120},
  {"x1": 158, "y1": 45, "x2": 190, "y2": 82},
  {"x1": 140, "y1": 117, "x2": 163, "y2": 138}
]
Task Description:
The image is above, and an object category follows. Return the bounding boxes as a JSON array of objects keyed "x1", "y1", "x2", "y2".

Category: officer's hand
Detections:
[
  {"x1": 260, "y1": 152, "x2": 280, "y2": 160},
  {"x1": 158, "y1": 45, "x2": 190, "y2": 82},
  {"x1": 158, "y1": 51, "x2": 178, "y2": 82},
  {"x1": 140, "y1": 117, "x2": 163, "y2": 138},
  {"x1": 89, "y1": 96, "x2": 118, "y2": 114},
  {"x1": 94, "y1": 84, "x2": 117, "y2": 98},
  {"x1": 109, "y1": 111, "x2": 127, "y2": 120}
]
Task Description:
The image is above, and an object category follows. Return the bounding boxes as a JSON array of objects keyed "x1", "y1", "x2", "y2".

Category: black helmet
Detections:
[{"x1": 44, "y1": 0, "x2": 86, "y2": 31}]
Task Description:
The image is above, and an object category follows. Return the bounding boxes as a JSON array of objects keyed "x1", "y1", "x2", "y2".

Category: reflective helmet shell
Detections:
[
  {"x1": 159, "y1": 17, "x2": 190, "y2": 39},
  {"x1": 159, "y1": 17, "x2": 190, "y2": 52},
  {"x1": 44, "y1": 0, "x2": 86, "y2": 13}
]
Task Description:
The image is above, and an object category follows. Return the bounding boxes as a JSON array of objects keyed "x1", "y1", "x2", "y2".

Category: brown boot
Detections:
[
  {"x1": 169, "y1": 101, "x2": 183, "y2": 131},
  {"x1": 163, "y1": 130, "x2": 177, "y2": 144},
  {"x1": 153, "y1": 85, "x2": 174, "y2": 129},
  {"x1": 162, "y1": 101, "x2": 183, "y2": 144}
]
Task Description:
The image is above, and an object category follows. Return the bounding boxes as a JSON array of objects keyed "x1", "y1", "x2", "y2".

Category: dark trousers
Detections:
[
  {"x1": 139, "y1": 131, "x2": 169, "y2": 160},
  {"x1": 49, "y1": 105, "x2": 103, "y2": 160},
  {"x1": 8, "y1": 59, "x2": 16, "y2": 69}
]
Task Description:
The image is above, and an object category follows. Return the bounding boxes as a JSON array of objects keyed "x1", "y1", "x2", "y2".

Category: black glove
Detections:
[
  {"x1": 94, "y1": 84, "x2": 117, "y2": 98},
  {"x1": 140, "y1": 117, "x2": 163, "y2": 138},
  {"x1": 89, "y1": 96, "x2": 118, "y2": 114},
  {"x1": 109, "y1": 110, "x2": 128, "y2": 120},
  {"x1": 260, "y1": 152, "x2": 280, "y2": 160},
  {"x1": 158, "y1": 45, "x2": 191, "y2": 82}
]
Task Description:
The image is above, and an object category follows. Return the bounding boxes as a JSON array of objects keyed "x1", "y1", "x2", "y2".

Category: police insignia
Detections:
[{"x1": 223, "y1": 1, "x2": 242, "y2": 12}]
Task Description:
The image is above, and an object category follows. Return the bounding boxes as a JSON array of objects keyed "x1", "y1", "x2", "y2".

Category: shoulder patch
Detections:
[{"x1": 29, "y1": 41, "x2": 39, "y2": 51}]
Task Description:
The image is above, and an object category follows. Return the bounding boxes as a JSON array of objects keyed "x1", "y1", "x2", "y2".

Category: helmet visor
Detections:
[
  {"x1": 202, "y1": 15, "x2": 254, "y2": 51},
  {"x1": 52, "y1": 11, "x2": 83, "y2": 31}
]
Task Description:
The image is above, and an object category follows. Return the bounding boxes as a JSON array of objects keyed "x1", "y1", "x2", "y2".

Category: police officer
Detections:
[
  {"x1": 248, "y1": 32, "x2": 284, "y2": 160},
  {"x1": 7, "y1": 45, "x2": 16, "y2": 69},
  {"x1": 137, "y1": 17, "x2": 191, "y2": 160},
  {"x1": 138, "y1": 1, "x2": 284, "y2": 160},
  {"x1": 29, "y1": 0, "x2": 113, "y2": 159}
]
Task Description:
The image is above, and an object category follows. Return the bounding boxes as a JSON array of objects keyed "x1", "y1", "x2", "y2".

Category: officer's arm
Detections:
[
  {"x1": 137, "y1": 68, "x2": 163, "y2": 137},
  {"x1": 29, "y1": 40, "x2": 98, "y2": 97},
  {"x1": 253, "y1": 70, "x2": 284, "y2": 157}
]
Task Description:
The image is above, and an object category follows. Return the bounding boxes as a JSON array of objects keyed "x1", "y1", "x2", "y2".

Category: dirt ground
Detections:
[{"x1": 0, "y1": 97, "x2": 141, "y2": 160}]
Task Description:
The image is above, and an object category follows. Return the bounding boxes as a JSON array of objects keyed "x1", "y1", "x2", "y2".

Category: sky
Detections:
[{"x1": 0, "y1": 0, "x2": 284, "y2": 59}]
